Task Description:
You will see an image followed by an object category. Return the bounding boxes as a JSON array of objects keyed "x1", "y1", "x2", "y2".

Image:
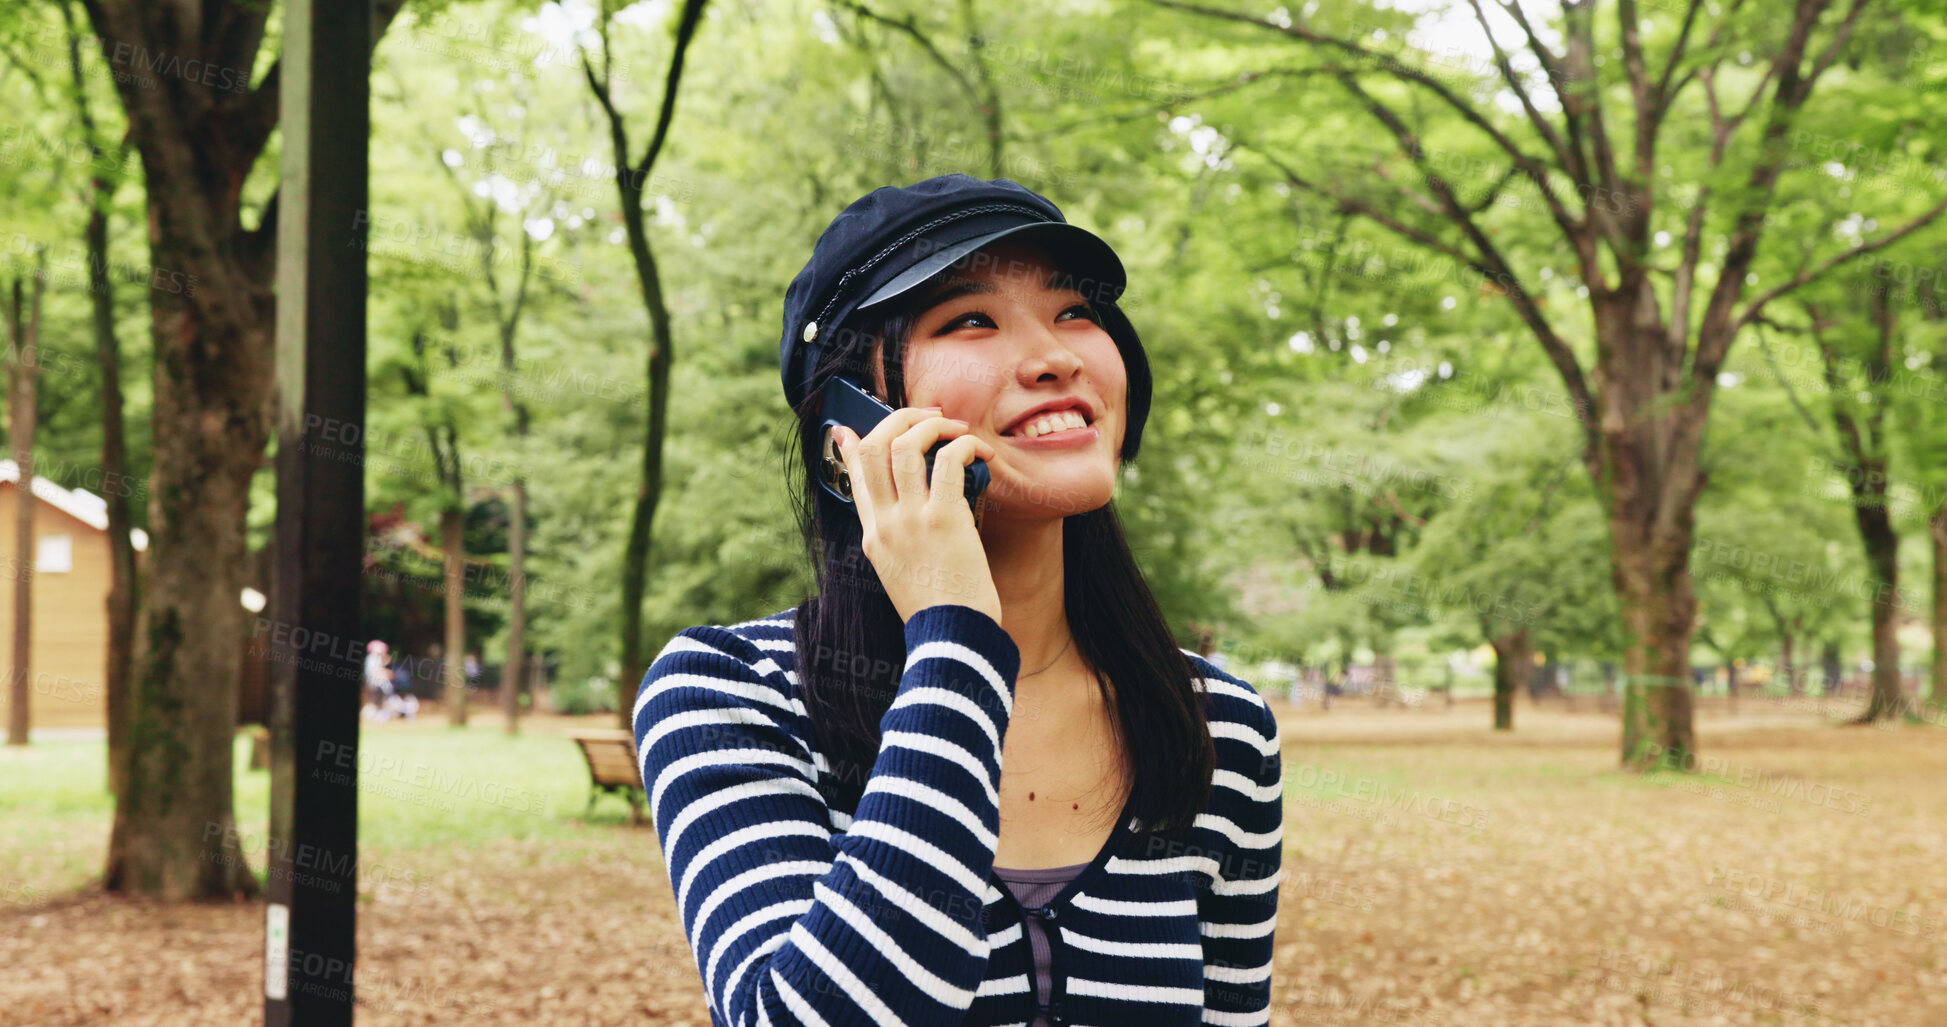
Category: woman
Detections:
[{"x1": 636, "y1": 175, "x2": 1282, "y2": 1027}]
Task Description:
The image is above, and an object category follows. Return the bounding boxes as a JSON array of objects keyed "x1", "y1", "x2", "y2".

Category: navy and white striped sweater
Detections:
[{"x1": 634, "y1": 603, "x2": 1284, "y2": 1027}]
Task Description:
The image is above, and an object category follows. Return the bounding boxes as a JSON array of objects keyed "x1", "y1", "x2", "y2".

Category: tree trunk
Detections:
[
  {"x1": 503, "y1": 480, "x2": 525, "y2": 735},
  {"x1": 1488, "y1": 628, "x2": 1530, "y2": 732},
  {"x1": 1610, "y1": 534, "x2": 1700, "y2": 769},
  {"x1": 6, "y1": 271, "x2": 41, "y2": 747},
  {"x1": 88, "y1": 198, "x2": 140, "y2": 793},
  {"x1": 57, "y1": 10, "x2": 140, "y2": 779},
  {"x1": 1591, "y1": 330, "x2": 1705, "y2": 770},
  {"x1": 497, "y1": 283, "x2": 529, "y2": 737},
  {"x1": 101, "y1": 233, "x2": 267, "y2": 896},
  {"x1": 1932, "y1": 505, "x2": 1947, "y2": 717},
  {"x1": 1814, "y1": 292, "x2": 1906, "y2": 723},
  {"x1": 1821, "y1": 642, "x2": 1843, "y2": 698},
  {"x1": 1371, "y1": 641, "x2": 1396, "y2": 707},
  {"x1": 580, "y1": 1, "x2": 707, "y2": 730},
  {"x1": 443, "y1": 508, "x2": 467, "y2": 727},
  {"x1": 86, "y1": 0, "x2": 408, "y2": 901},
  {"x1": 1781, "y1": 630, "x2": 1798, "y2": 697},
  {"x1": 613, "y1": 174, "x2": 673, "y2": 730},
  {"x1": 1854, "y1": 499, "x2": 1904, "y2": 722},
  {"x1": 88, "y1": 0, "x2": 277, "y2": 903}
]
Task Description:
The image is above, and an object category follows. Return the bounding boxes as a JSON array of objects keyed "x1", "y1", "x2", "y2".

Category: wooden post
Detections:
[
  {"x1": 265, "y1": 1, "x2": 370, "y2": 1023},
  {"x1": 5, "y1": 263, "x2": 42, "y2": 747}
]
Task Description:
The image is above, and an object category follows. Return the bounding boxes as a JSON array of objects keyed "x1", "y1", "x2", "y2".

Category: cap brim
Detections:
[{"x1": 856, "y1": 221, "x2": 1126, "y2": 311}]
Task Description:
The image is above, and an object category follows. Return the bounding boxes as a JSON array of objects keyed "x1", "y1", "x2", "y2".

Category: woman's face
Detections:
[{"x1": 874, "y1": 238, "x2": 1126, "y2": 521}]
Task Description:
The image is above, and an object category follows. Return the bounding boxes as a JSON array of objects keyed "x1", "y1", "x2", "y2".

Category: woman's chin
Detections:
[{"x1": 981, "y1": 465, "x2": 1116, "y2": 521}]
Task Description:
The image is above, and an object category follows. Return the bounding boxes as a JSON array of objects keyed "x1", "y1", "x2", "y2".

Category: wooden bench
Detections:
[{"x1": 563, "y1": 728, "x2": 646, "y2": 825}]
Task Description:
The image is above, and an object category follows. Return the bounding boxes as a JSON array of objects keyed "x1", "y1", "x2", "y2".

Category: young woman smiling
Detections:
[{"x1": 635, "y1": 175, "x2": 1283, "y2": 1027}]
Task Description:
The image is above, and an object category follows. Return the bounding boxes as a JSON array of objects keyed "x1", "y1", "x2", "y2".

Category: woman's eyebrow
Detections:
[
  {"x1": 916, "y1": 278, "x2": 993, "y2": 315},
  {"x1": 921, "y1": 269, "x2": 1082, "y2": 309}
]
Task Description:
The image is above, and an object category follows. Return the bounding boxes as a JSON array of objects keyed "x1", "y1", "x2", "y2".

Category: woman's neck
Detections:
[{"x1": 980, "y1": 515, "x2": 1081, "y2": 702}]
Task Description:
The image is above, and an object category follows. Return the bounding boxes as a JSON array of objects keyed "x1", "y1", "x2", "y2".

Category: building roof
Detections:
[
  {"x1": 0, "y1": 460, "x2": 134, "y2": 536},
  {"x1": 0, "y1": 461, "x2": 265, "y2": 611}
]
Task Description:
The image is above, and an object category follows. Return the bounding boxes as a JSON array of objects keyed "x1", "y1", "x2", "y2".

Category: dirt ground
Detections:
[{"x1": 4, "y1": 697, "x2": 1941, "y2": 1026}]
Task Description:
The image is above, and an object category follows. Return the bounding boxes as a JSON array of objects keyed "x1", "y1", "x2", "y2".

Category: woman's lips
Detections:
[{"x1": 999, "y1": 424, "x2": 1099, "y2": 449}]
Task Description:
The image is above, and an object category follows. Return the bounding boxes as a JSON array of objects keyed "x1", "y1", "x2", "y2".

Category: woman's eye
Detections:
[
  {"x1": 944, "y1": 311, "x2": 997, "y2": 331},
  {"x1": 1058, "y1": 303, "x2": 1099, "y2": 323}
]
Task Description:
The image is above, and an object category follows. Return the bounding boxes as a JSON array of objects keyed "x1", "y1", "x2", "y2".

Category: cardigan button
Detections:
[{"x1": 1036, "y1": 905, "x2": 1058, "y2": 921}]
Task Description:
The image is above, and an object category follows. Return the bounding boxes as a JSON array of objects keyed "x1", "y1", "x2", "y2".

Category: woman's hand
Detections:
[{"x1": 832, "y1": 406, "x2": 1003, "y2": 626}]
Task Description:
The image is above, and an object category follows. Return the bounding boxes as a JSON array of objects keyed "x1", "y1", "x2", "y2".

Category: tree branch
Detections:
[
  {"x1": 1617, "y1": 0, "x2": 1654, "y2": 178},
  {"x1": 631, "y1": 0, "x2": 709, "y2": 184},
  {"x1": 1734, "y1": 194, "x2": 1947, "y2": 332},
  {"x1": 1331, "y1": 76, "x2": 1597, "y2": 440},
  {"x1": 1463, "y1": 0, "x2": 1574, "y2": 175},
  {"x1": 1651, "y1": 0, "x2": 1707, "y2": 116},
  {"x1": 1149, "y1": 0, "x2": 1575, "y2": 208},
  {"x1": 1495, "y1": 0, "x2": 1586, "y2": 187},
  {"x1": 1561, "y1": 2, "x2": 1627, "y2": 252},
  {"x1": 1752, "y1": 320, "x2": 1846, "y2": 465},
  {"x1": 1242, "y1": 128, "x2": 1598, "y2": 447},
  {"x1": 1796, "y1": 0, "x2": 1870, "y2": 106}
]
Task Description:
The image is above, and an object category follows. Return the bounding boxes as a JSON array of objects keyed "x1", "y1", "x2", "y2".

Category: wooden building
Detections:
[
  {"x1": 0, "y1": 461, "x2": 143, "y2": 729},
  {"x1": 0, "y1": 462, "x2": 271, "y2": 732}
]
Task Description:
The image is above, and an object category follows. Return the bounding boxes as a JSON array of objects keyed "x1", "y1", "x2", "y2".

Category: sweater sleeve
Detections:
[
  {"x1": 1197, "y1": 682, "x2": 1283, "y2": 1026},
  {"x1": 634, "y1": 604, "x2": 1020, "y2": 1027}
]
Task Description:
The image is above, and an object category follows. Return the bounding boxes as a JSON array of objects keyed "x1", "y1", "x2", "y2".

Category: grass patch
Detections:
[{"x1": 0, "y1": 722, "x2": 641, "y2": 901}]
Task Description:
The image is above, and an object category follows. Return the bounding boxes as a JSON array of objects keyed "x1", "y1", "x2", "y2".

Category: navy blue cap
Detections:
[{"x1": 779, "y1": 174, "x2": 1151, "y2": 461}]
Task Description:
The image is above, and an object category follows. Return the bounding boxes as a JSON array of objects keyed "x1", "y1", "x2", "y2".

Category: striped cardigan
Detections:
[{"x1": 633, "y1": 603, "x2": 1284, "y2": 1027}]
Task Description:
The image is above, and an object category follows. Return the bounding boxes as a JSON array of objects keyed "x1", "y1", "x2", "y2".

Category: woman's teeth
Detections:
[{"x1": 1011, "y1": 409, "x2": 1088, "y2": 438}]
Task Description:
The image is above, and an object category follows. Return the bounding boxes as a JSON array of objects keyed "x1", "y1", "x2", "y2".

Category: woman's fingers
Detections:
[
  {"x1": 890, "y1": 414, "x2": 975, "y2": 503},
  {"x1": 833, "y1": 404, "x2": 1004, "y2": 625},
  {"x1": 841, "y1": 406, "x2": 931, "y2": 514},
  {"x1": 926, "y1": 433, "x2": 993, "y2": 509}
]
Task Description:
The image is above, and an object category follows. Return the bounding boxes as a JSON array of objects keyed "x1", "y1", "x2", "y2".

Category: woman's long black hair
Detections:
[{"x1": 781, "y1": 265, "x2": 1214, "y2": 846}]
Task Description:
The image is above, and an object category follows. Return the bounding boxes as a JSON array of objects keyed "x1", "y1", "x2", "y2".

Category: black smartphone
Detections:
[{"x1": 818, "y1": 376, "x2": 991, "y2": 526}]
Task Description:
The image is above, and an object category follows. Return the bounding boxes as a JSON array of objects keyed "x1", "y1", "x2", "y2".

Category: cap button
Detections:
[{"x1": 802, "y1": 321, "x2": 818, "y2": 343}]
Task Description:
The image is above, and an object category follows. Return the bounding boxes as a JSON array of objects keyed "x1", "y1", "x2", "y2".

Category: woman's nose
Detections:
[{"x1": 1013, "y1": 325, "x2": 1085, "y2": 384}]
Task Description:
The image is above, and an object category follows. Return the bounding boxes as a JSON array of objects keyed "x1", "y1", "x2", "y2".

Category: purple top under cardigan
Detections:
[{"x1": 993, "y1": 861, "x2": 1091, "y2": 1027}]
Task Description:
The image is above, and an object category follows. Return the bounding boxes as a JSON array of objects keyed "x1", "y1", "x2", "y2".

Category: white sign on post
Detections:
[{"x1": 265, "y1": 902, "x2": 290, "y2": 1001}]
